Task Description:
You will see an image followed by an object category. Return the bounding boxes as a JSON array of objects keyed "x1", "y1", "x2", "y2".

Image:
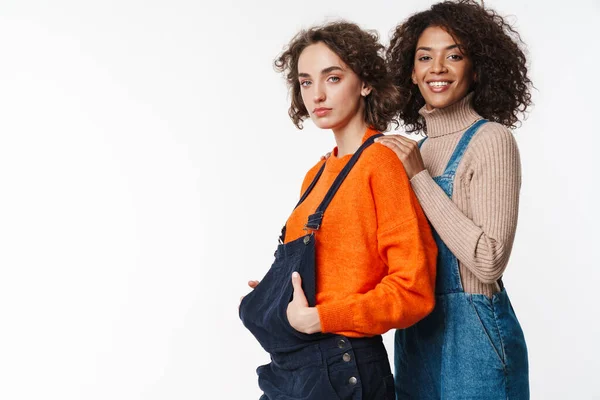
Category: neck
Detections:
[
  {"x1": 332, "y1": 111, "x2": 369, "y2": 157},
  {"x1": 419, "y1": 92, "x2": 481, "y2": 138}
]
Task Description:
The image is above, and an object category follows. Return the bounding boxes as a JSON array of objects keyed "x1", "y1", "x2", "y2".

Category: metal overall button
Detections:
[
  {"x1": 303, "y1": 235, "x2": 311, "y2": 245},
  {"x1": 342, "y1": 353, "x2": 351, "y2": 362},
  {"x1": 349, "y1": 376, "x2": 357, "y2": 385},
  {"x1": 337, "y1": 339, "x2": 346, "y2": 348}
]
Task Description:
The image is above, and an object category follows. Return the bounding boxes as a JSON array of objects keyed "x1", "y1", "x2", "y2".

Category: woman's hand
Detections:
[
  {"x1": 239, "y1": 280, "x2": 260, "y2": 307},
  {"x1": 286, "y1": 272, "x2": 322, "y2": 334},
  {"x1": 375, "y1": 135, "x2": 426, "y2": 179}
]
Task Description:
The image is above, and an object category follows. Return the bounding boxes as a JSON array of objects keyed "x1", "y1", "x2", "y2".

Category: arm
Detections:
[
  {"x1": 314, "y1": 148, "x2": 437, "y2": 335},
  {"x1": 410, "y1": 125, "x2": 521, "y2": 283}
]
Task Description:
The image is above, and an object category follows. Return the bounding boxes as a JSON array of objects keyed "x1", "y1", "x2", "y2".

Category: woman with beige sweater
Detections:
[{"x1": 377, "y1": 1, "x2": 532, "y2": 398}]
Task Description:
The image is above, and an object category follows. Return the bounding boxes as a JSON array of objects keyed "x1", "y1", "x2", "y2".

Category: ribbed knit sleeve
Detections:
[{"x1": 410, "y1": 123, "x2": 521, "y2": 287}]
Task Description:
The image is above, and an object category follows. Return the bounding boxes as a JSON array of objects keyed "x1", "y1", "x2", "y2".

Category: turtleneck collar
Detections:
[{"x1": 418, "y1": 92, "x2": 483, "y2": 138}]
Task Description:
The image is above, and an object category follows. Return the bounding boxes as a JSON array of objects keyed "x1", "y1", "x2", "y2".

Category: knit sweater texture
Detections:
[
  {"x1": 285, "y1": 128, "x2": 438, "y2": 337},
  {"x1": 411, "y1": 93, "x2": 521, "y2": 297}
]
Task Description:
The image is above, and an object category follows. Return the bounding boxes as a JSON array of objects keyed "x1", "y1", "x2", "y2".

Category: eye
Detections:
[
  {"x1": 327, "y1": 76, "x2": 340, "y2": 83},
  {"x1": 300, "y1": 80, "x2": 312, "y2": 87},
  {"x1": 417, "y1": 55, "x2": 432, "y2": 61},
  {"x1": 448, "y1": 54, "x2": 463, "y2": 61}
]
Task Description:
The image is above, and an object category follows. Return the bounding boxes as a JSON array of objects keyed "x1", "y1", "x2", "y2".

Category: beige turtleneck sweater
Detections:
[{"x1": 410, "y1": 93, "x2": 521, "y2": 297}]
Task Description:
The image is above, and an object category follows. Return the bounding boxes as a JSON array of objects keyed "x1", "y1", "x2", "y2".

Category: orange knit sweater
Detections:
[{"x1": 284, "y1": 128, "x2": 438, "y2": 337}]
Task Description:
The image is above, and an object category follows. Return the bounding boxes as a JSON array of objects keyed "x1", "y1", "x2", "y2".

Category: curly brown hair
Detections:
[
  {"x1": 274, "y1": 21, "x2": 400, "y2": 132},
  {"x1": 387, "y1": 0, "x2": 532, "y2": 133}
]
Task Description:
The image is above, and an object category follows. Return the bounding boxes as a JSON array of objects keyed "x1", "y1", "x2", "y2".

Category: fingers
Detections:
[
  {"x1": 376, "y1": 135, "x2": 418, "y2": 148},
  {"x1": 240, "y1": 280, "x2": 260, "y2": 309},
  {"x1": 376, "y1": 134, "x2": 418, "y2": 143},
  {"x1": 319, "y1": 152, "x2": 332, "y2": 161},
  {"x1": 376, "y1": 136, "x2": 421, "y2": 159},
  {"x1": 377, "y1": 138, "x2": 410, "y2": 159},
  {"x1": 291, "y1": 272, "x2": 302, "y2": 294},
  {"x1": 379, "y1": 139, "x2": 407, "y2": 153},
  {"x1": 291, "y1": 272, "x2": 308, "y2": 306},
  {"x1": 377, "y1": 136, "x2": 416, "y2": 150}
]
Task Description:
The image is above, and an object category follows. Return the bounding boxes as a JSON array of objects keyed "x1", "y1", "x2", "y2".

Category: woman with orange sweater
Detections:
[{"x1": 238, "y1": 21, "x2": 437, "y2": 399}]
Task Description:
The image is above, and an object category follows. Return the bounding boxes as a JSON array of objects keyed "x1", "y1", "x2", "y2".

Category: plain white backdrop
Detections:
[{"x1": 0, "y1": 0, "x2": 598, "y2": 399}]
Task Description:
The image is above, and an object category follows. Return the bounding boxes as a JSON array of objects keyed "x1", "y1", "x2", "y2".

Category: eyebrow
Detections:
[
  {"x1": 416, "y1": 44, "x2": 461, "y2": 52},
  {"x1": 298, "y1": 65, "x2": 344, "y2": 78}
]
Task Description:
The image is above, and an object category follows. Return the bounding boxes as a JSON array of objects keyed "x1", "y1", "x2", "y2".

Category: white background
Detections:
[{"x1": 0, "y1": 0, "x2": 598, "y2": 399}]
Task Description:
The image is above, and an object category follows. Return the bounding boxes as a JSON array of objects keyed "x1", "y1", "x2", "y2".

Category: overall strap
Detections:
[
  {"x1": 279, "y1": 161, "x2": 326, "y2": 243},
  {"x1": 295, "y1": 162, "x2": 327, "y2": 209},
  {"x1": 279, "y1": 133, "x2": 382, "y2": 242},
  {"x1": 304, "y1": 133, "x2": 382, "y2": 230},
  {"x1": 442, "y1": 119, "x2": 487, "y2": 177}
]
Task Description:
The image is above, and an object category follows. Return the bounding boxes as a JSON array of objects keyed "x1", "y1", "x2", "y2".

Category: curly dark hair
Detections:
[
  {"x1": 387, "y1": 0, "x2": 532, "y2": 132},
  {"x1": 274, "y1": 21, "x2": 400, "y2": 132}
]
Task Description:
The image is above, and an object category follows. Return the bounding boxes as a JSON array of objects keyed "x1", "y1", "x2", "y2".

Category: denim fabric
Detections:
[
  {"x1": 394, "y1": 120, "x2": 529, "y2": 399},
  {"x1": 240, "y1": 135, "x2": 394, "y2": 399}
]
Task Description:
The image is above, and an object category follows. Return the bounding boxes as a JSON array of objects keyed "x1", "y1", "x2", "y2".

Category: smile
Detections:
[
  {"x1": 426, "y1": 81, "x2": 453, "y2": 93},
  {"x1": 427, "y1": 81, "x2": 451, "y2": 87}
]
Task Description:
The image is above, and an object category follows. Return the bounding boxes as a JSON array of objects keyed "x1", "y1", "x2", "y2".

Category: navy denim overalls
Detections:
[
  {"x1": 240, "y1": 135, "x2": 395, "y2": 400},
  {"x1": 394, "y1": 120, "x2": 529, "y2": 399}
]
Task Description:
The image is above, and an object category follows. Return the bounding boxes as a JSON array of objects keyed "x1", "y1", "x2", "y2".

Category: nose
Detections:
[
  {"x1": 313, "y1": 81, "x2": 325, "y2": 103},
  {"x1": 431, "y1": 57, "x2": 447, "y2": 74}
]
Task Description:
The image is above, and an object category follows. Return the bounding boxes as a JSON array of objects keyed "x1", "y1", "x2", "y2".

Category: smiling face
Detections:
[
  {"x1": 297, "y1": 42, "x2": 371, "y2": 131},
  {"x1": 412, "y1": 26, "x2": 475, "y2": 111}
]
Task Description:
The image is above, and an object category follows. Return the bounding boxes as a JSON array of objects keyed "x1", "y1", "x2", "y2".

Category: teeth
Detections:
[{"x1": 429, "y1": 81, "x2": 449, "y2": 87}]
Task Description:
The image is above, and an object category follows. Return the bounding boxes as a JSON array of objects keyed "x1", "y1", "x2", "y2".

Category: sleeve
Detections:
[
  {"x1": 409, "y1": 124, "x2": 521, "y2": 284},
  {"x1": 315, "y1": 147, "x2": 438, "y2": 335}
]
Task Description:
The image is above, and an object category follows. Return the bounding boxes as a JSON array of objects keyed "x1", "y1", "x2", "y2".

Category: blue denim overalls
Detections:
[
  {"x1": 240, "y1": 134, "x2": 395, "y2": 400},
  {"x1": 394, "y1": 120, "x2": 529, "y2": 399}
]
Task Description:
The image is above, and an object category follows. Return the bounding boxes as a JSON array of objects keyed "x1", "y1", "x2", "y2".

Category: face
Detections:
[
  {"x1": 297, "y1": 42, "x2": 371, "y2": 130},
  {"x1": 412, "y1": 26, "x2": 475, "y2": 110}
]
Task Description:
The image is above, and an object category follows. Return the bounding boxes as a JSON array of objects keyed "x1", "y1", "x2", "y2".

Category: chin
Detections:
[
  {"x1": 423, "y1": 93, "x2": 445, "y2": 104},
  {"x1": 311, "y1": 118, "x2": 337, "y2": 130},
  {"x1": 426, "y1": 97, "x2": 456, "y2": 110}
]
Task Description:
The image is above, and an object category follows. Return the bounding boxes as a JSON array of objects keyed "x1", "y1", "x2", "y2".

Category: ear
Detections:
[
  {"x1": 361, "y1": 83, "x2": 372, "y2": 97},
  {"x1": 411, "y1": 69, "x2": 417, "y2": 84}
]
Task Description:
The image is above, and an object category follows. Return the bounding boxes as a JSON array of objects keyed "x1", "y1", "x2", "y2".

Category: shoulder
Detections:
[
  {"x1": 300, "y1": 159, "x2": 326, "y2": 192},
  {"x1": 359, "y1": 142, "x2": 410, "y2": 186},
  {"x1": 362, "y1": 141, "x2": 407, "y2": 173},
  {"x1": 465, "y1": 121, "x2": 521, "y2": 170},
  {"x1": 305, "y1": 159, "x2": 326, "y2": 176},
  {"x1": 471, "y1": 121, "x2": 518, "y2": 150}
]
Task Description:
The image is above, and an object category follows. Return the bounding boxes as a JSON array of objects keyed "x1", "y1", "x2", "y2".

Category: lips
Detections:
[
  {"x1": 426, "y1": 80, "x2": 452, "y2": 93},
  {"x1": 313, "y1": 107, "x2": 332, "y2": 117},
  {"x1": 427, "y1": 81, "x2": 451, "y2": 87}
]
